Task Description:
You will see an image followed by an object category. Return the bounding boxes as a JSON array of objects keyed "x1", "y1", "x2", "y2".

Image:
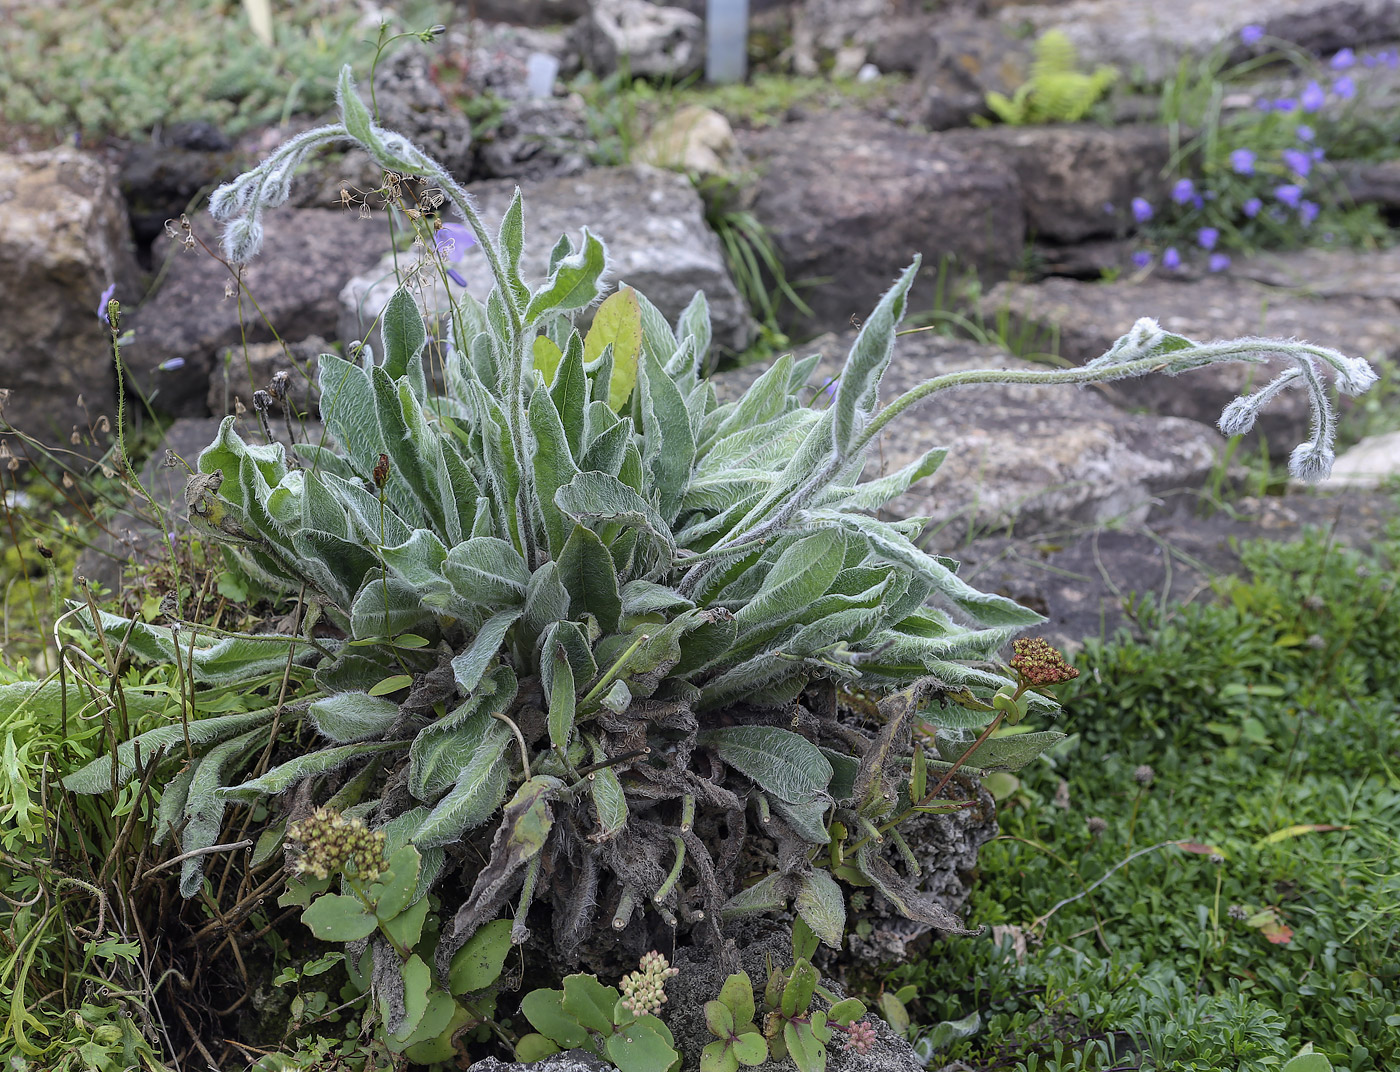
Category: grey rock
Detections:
[
  {"x1": 898, "y1": 18, "x2": 1034, "y2": 130},
  {"x1": 464, "y1": 0, "x2": 592, "y2": 24},
  {"x1": 980, "y1": 273, "x2": 1400, "y2": 452},
  {"x1": 75, "y1": 416, "x2": 224, "y2": 593},
  {"x1": 998, "y1": 0, "x2": 1400, "y2": 84},
  {"x1": 958, "y1": 489, "x2": 1400, "y2": 653},
  {"x1": 719, "y1": 330, "x2": 1224, "y2": 549},
  {"x1": 0, "y1": 148, "x2": 141, "y2": 445},
  {"x1": 474, "y1": 96, "x2": 595, "y2": 181},
  {"x1": 1309, "y1": 429, "x2": 1400, "y2": 488},
  {"x1": 788, "y1": 0, "x2": 905, "y2": 76},
  {"x1": 129, "y1": 210, "x2": 392, "y2": 417},
  {"x1": 1341, "y1": 158, "x2": 1400, "y2": 211},
  {"x1": 571, "y1": 0, "x2": 705, "y2": 80},
  {"x1": 340, "y1": 164, "x2": 753, "y2": 354},
  {"x1": 207, "y1": 336, "x2": 327, "y2": 418},
  {"x1": 1227, "y1": 245, "x2": 1400, "y2": 303},
  {"x1": 372, "y1": 49, "x2": 474, "y2": 181},
  {"x1": 939, "y1": 124, "x2": 1173, "y2": 245},
  {"x1": 119, "y1": 141, "x2": 241, "y2": 249},
  {"x1": 739, "y1": 114, "x2": 1025, "y2": 334}
]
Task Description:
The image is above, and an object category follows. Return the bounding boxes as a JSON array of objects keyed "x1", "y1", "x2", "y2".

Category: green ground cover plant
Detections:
[
  {"x1": 0, "y1": 50, "x2": 1389, "y2": 1072},
  {"x1": 0, "y1": 0, "x2": 441, "y2": 142},
  {"x1": 890, "y1": 526, "x2": 1400, "y2": 1071}
]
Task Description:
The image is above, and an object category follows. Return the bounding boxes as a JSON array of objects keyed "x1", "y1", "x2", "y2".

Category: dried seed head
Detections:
[
  {"x1": 1133, "y1": 764, "x2": 1155, "y2": 787},
  {"x1": 1010, "y1": 637, "x2": 1079, "y2": 687},
  {"x1": 373, "y1": 453, "x2": 391, "y2": 489},
  {"x1": 1087, "y1": 816, "x2": 1108, "y2": 837}
]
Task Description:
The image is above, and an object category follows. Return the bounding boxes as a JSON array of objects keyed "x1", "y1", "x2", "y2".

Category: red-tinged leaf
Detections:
[{"x1": 1263, "y1": 922, "x2": 1294, "y2": 945}]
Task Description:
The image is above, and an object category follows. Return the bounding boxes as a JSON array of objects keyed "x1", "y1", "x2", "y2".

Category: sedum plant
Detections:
[{"x1": 64, "y1": 66, "x2": 1378, "y2": 1010}]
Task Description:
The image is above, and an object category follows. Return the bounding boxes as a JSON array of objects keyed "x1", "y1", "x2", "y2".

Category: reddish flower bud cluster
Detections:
[
  {"x1": 844, "y1": 1021, "x2": 877, "y2": 1054},
  {"x1": 1009, "y1": 637, "x2": 1079, "y2": 686},
  {"x1": 287, "y1": 806, "x2": 386, "y2": 882}
]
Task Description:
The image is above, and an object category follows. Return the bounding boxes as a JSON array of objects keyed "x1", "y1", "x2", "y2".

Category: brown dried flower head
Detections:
[{"x1": 1010, "y1": 637, "x2": 1080, "y2": 686}]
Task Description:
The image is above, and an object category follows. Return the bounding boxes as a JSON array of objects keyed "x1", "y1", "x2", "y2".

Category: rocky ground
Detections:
[{"x1": 5, "y1": 2, "x2": 1400, "y2": 1068}]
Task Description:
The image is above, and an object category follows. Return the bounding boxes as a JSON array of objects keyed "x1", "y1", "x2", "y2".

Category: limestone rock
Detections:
[
  {"x1": 474, "y1": 97, "x2": 595, "y2": 181},
  {"x1": 899, "y1": 18, "x2": 1034, "y2": 130},
  {"x1": 1309, "y1": 430, "x2": 1400, "y2": 488},
  {"x1": 340, "y1": 165, "x2": 753, "y2": 355},
  {"x1": 998, "y1": 0, "x2": 1400, "y2": 84},
  {"x1": 467, "y1": 0, "x2": 591, "y2": 24},
  {"x1": 0, "y1": 148, "x2": 140, "y2": 445},
  {"x1": 570, "y1": 0, "x2": 705, "y2": 81},
  {"x1": 739, "y1": 114, "x2": 1024, "y2": 334},
  {"x1": 636, "y1": 106, "x2": 742, "y2": 179},
  {"x1": 128, "y1": 210, "x2": 391, "y2": 417},
  {"x1": 940, "y1": 124, "x2": 1173, "y2": 245},
  {"x1": 718, "y1": 330, "x2": 1225, "y2": 549},
  {"x1": 981, "y1": 273, "x2": 1400, "y2": 451}
]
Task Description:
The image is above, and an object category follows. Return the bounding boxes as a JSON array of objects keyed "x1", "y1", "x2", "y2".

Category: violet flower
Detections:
[
  {"x1": 435, "y1": 222, "x2": 478, "y2": 287},
  {"x1": 1295, "y1": 124, "x2": 1314, "y2": 141},
  {"x1": 1162, "y1": 247, "x2": 1181, "y2": 270},
  {"x1": 1171, "y1": 178, "x2": 1195, "y2": 205},
  {"x1": 1299, "y1": 200, "x2": 1320, "y2": 226},
  {"x1": 1330, "y1": 48, "x2": 1355, "y2": 70},
  {"x1": 1132, "y1": 250, "x2": 1152, "y2": 268},
  {"x1": 1300, "y1": 82, "x2": 1325, "y2": 111},
  {"x1": 1333, "y1": 75, "x2": 1356, "y2": 99},
  {"x1": 97, "y1": 283, "x2": 116, "y2": 324},
  {"x1": 1282, "y1": 148, "x2": 1312, "y2": 177},
  {"x1": 1243, "y1": 197, "x2": 1263, "y2": 218},
  {"x1": 1197, "y1": 227, "x2": 1219, "y2": 250},
  {"x1": 1240, "y1": 25, "x2": 1265, "y2": 45},
  {"x1": 1131, "y1": 197, "x2": 1154, "y2": 223},
  {"x1": 1275, "y1": 184, "x2": 1303, "y2": 208},
  {"x1": 1208, "y1": 253, "x2": 1232, "y2": 272},
  {"x1": 1229, "y1": 148, "x2": 1256, "y2": 174}
]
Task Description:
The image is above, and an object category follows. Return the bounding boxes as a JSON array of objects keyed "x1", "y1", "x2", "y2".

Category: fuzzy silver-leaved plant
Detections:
[{"x1": 64, "y1": 67, "x2": 1377, "y2": 981}]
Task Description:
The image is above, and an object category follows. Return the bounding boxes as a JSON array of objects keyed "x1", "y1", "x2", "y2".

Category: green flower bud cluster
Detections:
[
  {"x1": 287, "y1": 806, "x2": 386, "y2": 882},
  {"x1": 620, "y1": 951, "x2": 680, "y2": 1018}
]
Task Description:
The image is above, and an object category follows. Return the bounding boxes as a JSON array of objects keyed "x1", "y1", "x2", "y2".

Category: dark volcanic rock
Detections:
[{"x1": 741, "y1": 114, "x2": 1025, "y2": 334}]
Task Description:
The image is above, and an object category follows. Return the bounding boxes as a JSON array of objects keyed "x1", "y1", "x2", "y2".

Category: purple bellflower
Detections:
[
  {"x1": 1131, "y1": 197, "x2": 1154, "y2": 223},
  {"x1": 1230, "y1": 148, "x2": 1256, "y2": 174},
  {"x1": 435, "y1": 222, "x2": 478, "y2": 287}
]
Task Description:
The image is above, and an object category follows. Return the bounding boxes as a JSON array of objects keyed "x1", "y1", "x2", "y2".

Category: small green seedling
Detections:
[
  {"x1": 516, "y1": 954, "x2": 682, "y2": 1072},
  {"x1": 702, "y1": 972, "x2": 769, "y2": 1072}
]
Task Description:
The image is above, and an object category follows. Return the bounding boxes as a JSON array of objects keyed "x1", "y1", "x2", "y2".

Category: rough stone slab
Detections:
[
  {"x1": 340, "y1": 164, "x2": 753, "y2": 354},
  {"x1": 0, "y1": 148, "x2": 141, "y2": 443},
  {"x1": 207, "y1": 336, "x2": 326, "y2": 418},
  {"x1": 1308, "y1": 429, "x2": 1400, "y2": 488},
  {"x1": 718, "y1": 330, "x2": 1225, "y2": 550},
  {"x1": 1228, "y1": 245, "x2": 1400, "y2": 303},
  {"x1": 128, "y1": 209, "x2": 393, "y2": 417},
  {"x1": 569, "y1": 0, "x2": 705, "y2": 80},
  {"x1": 939, "y1": 124, "x2": 1173, "y2": 245},
  {"x1": 980, "y1": 274, "x2": 1400, "y2": 451},
  {"x1": 739, "y1": 114, "x2": 1025, "y2": 335},
  {"x1": 998, "y1": 0, "x2": 1400, "y2": 83},
  {"x1": 958, "y1": 489, "x2": 1400, "y2": 653}
]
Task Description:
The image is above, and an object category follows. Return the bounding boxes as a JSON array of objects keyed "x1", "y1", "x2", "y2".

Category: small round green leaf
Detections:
[
  {"x1": 827, "y1": 998, "x2": 866, "y2": 1027},
  {"x1": 605, "y1": 1016, "x2": 680, "y2": 1072},
  {"x1": 521, "y1": 989, "x2": 592, "y2": 1051},
  {"x1": 516, "y1": 1034, "x2": 562, "y2": 1063},
  {"x1": 701, "y1": 1040, "x2": 740, "y2": 1072},
  {"x1": 300, "y1": 893, "x2": 377, "y2": 942},
  {"x1": 732, "y1": 1031, "x2": 768, "y2": 1067},
  {"x1": 705, "y1": 1000, "x2": 735, "y2": 1038},
  {"x1": 449, "y1": 918, "x2": 513, "y2": 996},
  {"x1": 368, "y1": 673, "x2": 414, "y2": 697}
]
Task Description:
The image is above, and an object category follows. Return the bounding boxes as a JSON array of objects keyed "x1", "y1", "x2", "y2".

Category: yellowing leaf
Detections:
[
  {"x1": 533, "y1": 336, "x2": 563, "y2": 386},
  {"x1": 584, "y1": 287, "x2": 642, "y2": 411},
  {"x1": 1256, "y1": 823, "x2": 1351, "y2": 847}
]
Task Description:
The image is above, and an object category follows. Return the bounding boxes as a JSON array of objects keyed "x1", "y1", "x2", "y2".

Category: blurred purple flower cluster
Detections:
[{"x1": 1126, "y1": 34, "x2": 1391, "y2": 273}]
